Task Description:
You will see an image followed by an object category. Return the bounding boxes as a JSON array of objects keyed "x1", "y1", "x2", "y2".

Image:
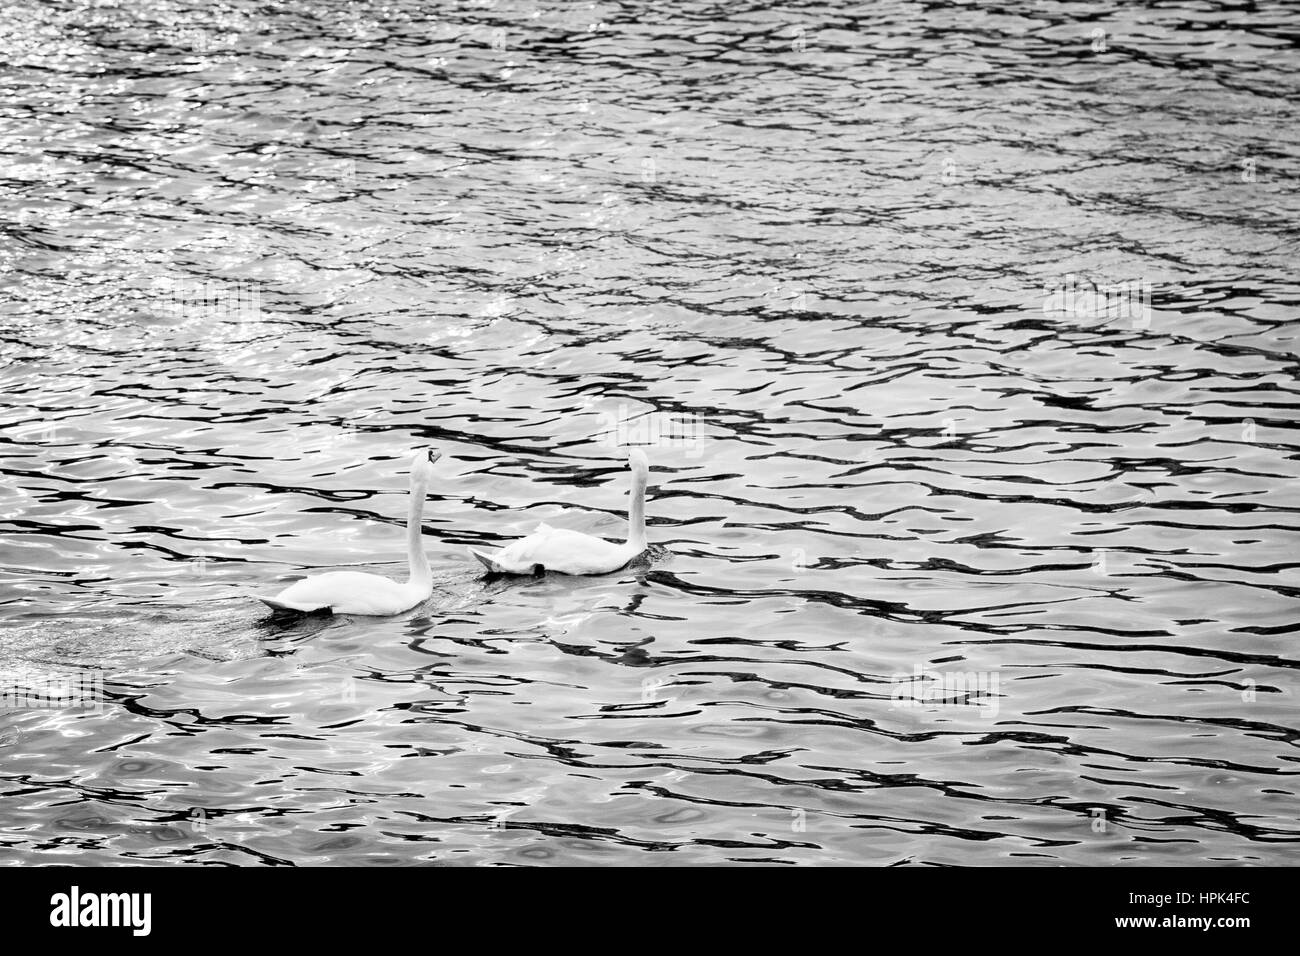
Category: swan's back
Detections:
[{"x1": 494, "y1": 524, "x2": 634, "y2": 575}]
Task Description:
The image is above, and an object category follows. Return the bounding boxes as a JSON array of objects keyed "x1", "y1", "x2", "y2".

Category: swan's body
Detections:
[
  {"x1": 255, "y1": 449, "x2": 440, "y2": 616},
  {"x1": 470, "y1": 523, "x2": 642, "y2": 576},
  {"x1": 257, "y1": 571, "x2": 429, "y2": 616},
  {"x1": 470, "y1": 450, "x2": 649, "y2": 576}
]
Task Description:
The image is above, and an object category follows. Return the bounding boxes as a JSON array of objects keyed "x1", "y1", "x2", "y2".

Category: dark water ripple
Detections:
[{"x1": 0, "y1": 0, "x2": 1297, "y2": 865}]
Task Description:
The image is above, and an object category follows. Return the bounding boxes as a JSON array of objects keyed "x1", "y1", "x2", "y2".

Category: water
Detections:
[{"x1": 1, "y1": 0, "x2": 1298, "y2": 866}]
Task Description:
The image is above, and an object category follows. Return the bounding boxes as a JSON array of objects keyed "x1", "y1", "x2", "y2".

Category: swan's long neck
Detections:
[
  {"x1": 627, "y1": 465, "x2": 647, "y2": 551},
  {"x1": 406, "y1": 476, "x2": 431, "y2": 588}
]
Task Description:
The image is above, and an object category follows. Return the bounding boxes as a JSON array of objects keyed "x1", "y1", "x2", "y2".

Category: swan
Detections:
[
  {"x1": 470, "y1": 449, "x2": 649, "y2": 575},
  {"x1": 255, "y1": 449, "x2": 441, "y2": 615}
]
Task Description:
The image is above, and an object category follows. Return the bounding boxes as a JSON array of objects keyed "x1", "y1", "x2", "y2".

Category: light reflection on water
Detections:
[{"x1": 1, "y1": 0, "x2": 1297, "y2": 865}]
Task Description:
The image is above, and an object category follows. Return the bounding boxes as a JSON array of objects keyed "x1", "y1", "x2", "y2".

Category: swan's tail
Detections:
[
  {"x1": 255, "y1": 595, "x2": 331, "y2": 614},
  {"x1": 468, "y1": 548, "x2": 507, "y2": 575}
]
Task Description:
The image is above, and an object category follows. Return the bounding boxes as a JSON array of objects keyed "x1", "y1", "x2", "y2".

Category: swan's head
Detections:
[
  {"x1": 411, "y1": 448, "x2": 441, "y2": 483},
  {"x1": 628, "y1": 448, "x2": 649, "y2": 478}
]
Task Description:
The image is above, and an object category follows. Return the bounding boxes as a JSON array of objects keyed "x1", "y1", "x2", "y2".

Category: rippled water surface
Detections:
[{"x1": 2, "y1": 0, "x2": 1298, "y2": 865}]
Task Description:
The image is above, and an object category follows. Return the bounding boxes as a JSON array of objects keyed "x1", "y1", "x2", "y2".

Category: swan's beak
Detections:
[{"x1": 426, "y1": 449, "x2": 442, "y2": 463}]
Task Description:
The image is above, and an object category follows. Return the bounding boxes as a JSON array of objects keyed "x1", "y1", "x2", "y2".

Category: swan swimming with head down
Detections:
[
  {"x1": 254, "y1": 449, "x2": 440, "y2": 615},
  {"x1": 469, "y1": 449, "x2": 649, "y2": 576}
]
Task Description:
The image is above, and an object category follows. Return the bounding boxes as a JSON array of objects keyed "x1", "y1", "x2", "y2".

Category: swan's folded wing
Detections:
[
  {"x1": 495, "y1": 527, "x2": 571, "y2": 567},
  {"x1": 501, "y1": 527, "x2": 631, "y2": 574}
]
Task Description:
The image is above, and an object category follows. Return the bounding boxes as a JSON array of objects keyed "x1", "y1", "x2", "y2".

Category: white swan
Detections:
[
  {"x1": 470, "y1": 450, "x2": 649, "y2": 575},
  {"x1": 255, "y1": 449, "x2": 441, "y2": 615}
]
